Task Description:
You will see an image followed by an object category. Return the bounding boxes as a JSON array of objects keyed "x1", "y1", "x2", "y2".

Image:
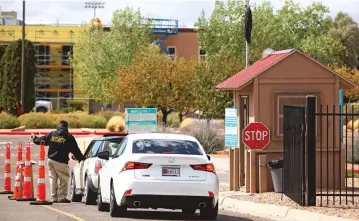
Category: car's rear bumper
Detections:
[
  {"x1": 121, "y1": 194, "x2": 215, "y2": 209},
  {"x1": 113, "y1": 172, "x2": 219, "y2": 208}
]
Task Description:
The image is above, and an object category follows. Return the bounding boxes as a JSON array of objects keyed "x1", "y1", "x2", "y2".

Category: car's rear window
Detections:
[{"x1": 132, "y1": 139, "x2": 203, "y2": 155}]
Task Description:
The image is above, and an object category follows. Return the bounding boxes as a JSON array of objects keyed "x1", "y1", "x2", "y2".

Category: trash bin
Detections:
[{"x1": 267, "y1": 160, "x2": 284, "y2": 193}]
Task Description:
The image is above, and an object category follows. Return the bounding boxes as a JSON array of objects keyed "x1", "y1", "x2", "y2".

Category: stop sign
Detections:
[{"x1": 242, "y1": 122, "x2": 270, "y2": 150}]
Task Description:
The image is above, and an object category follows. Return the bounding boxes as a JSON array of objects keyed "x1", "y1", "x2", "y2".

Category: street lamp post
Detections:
[
  {"x1": 84, "y1": 1, "x2": 105, "y2": 18},
  {"x1": 21, "y1": 0, "x2": 25, "y2": 113}
]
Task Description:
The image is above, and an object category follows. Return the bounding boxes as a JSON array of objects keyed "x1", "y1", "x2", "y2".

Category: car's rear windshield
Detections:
[{"x1": 132, "y1": 139, "x2": 203, "y2": 155}]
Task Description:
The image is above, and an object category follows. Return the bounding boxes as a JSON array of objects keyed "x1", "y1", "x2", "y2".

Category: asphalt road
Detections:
[{"x1": 0, "y1": 135, "x2": 269, "y2": 221}]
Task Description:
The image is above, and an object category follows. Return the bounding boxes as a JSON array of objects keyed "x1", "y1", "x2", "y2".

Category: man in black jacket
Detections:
[{"x1": 32, "y1": 120, "x2": 85, "y2": 203}]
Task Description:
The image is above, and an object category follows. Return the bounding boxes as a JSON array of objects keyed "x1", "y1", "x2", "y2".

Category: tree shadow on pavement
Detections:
[{"x1": 124, "y1": 210, "x2": 257, "y2": 220}]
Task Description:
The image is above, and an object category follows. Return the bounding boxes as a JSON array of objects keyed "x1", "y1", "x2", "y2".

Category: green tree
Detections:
[
  {"x1": 194, "y1": 0, "x2": 351, "y2": 118},
  {"x1": 115, "y1": 45, "x2": 197, "y2": 124},
  {"x1": 69, "y1": 7, "x2": 153, "y2": 104},
  {"x1": 329, "y1": 12, "x2": 359, "y2": 69},
  {"x1": 0, "y1": 39, "x2": 36, "y2": 115}
]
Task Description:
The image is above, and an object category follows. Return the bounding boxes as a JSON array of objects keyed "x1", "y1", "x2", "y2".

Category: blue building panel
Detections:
[{"x1": 146, "y1": 18, "x2": 179, "y2": 54}]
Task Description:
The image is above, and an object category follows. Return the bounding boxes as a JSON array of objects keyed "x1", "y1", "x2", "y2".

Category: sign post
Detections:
[
  {"x1": 242, "y1": 122, "x2": 270, "y2": 150},
  {"x1": 225, "y1": 108, "x2": 239, "y2": 191},
  {"x1": 125, "y1": 108, "x2": 157, "y2": 133}
]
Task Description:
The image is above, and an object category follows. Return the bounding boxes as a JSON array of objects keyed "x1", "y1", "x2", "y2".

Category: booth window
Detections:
[{"x1": 274, "y1": 91, "x2": 320, "y2": 139}]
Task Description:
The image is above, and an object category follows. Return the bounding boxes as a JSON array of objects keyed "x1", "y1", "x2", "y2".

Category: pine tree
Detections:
[{"x1": 0, "y1": 40, "x2": 36, "y2": 115}]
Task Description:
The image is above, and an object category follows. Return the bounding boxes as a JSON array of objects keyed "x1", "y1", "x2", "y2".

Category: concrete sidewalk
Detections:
[{"x1": 219, "y1": 193, "x2": 356, "y2": 221}]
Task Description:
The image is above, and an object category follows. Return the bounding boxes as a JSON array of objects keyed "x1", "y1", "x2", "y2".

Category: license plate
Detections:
[{"x1": 162, "y1": 167, "x2": 180, "y2": 177}]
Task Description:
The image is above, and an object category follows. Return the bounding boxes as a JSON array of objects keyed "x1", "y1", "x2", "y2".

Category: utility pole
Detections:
[
  {"x1": 21, "y1": 0, "x2": 25, "y2": 113},
  {"x1": 84, "y1": 1, "x2": 105, "y2": 19}
]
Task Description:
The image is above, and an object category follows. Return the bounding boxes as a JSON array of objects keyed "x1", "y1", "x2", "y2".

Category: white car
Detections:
[
  {"x1": 70, "y1": 135, "x2": 127, "y2": 205},
  {"x1": 96, "y1": 133, "x2": 219, "y2": 220}
]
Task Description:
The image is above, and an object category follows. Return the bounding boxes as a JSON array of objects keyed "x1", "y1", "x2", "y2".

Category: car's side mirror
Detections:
[
  {"x1": 97, "y1": 151, "x2": 110, "y2": 160},
  {"x1": 207, "y1": 155, "x2": 211, "y2": 161}
]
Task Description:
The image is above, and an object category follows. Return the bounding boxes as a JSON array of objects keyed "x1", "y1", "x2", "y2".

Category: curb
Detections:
[
  {"x1": 0, "y1": 132, "x2": 128, "y2": 136},
  {"x1": 218, "y1": 196, "x2": 356, "y2": 221}
]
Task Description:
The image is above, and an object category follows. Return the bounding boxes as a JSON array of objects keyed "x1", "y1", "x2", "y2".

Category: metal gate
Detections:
[{"x1": 283, "y1": 105, "x2": 306, "y2": 206}]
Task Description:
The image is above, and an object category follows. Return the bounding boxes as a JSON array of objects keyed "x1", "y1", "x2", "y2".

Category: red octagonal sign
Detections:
[{"x1": 242, "y1": 122, "x2": 270, "y2": 150}]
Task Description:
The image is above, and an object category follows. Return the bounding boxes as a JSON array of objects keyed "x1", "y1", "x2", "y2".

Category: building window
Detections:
[
  {"x1": 199, "y1": 48, "x2": 207, "y2": 61},
  {"x1": 35, "y1": 45, "x2": 50, "y2": 72},
  {"x1": 62, "y1": 45, "x2": 73, "y2": 66},
  {"x1": 167, "y1": 46, "x2": 176, "y2": 60},
  {"x1": 274, "y1": 91, "x2": 320, "y2": 139}
]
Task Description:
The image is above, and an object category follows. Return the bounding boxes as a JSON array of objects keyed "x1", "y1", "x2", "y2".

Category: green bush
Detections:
[
  {"x1": 78, "y1": 115, "x2": 107, "y2": 128},
  {"x1": 52, "y1": 113, "x2": 81, "y2": 128},
  {"x1": 96, "y1": 110, "x2": 124, "y2": 121},
  {"x1": 18, "y1": 112, "x2": 56, "y2": 129},
  {"x1": 157, "y1": 111, "x2": 181, "y2": 128},
  {"x1": 0, "y1": 112, "x2": 20, "y2": 129},
  {"x1": 66, "y1": 100, "x2": 86, "y2": 111},
  {"x1": 188, "y1": 121, "x2": 224, "y2": 154}
]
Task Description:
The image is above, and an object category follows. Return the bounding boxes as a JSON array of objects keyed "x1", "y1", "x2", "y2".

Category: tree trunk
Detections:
[
  {"x1": 179, "y1": 112, "x2": 183, "y2": 123},
  {"x1": 161, "y1": 108, "x2": 169, "y2": 126}
]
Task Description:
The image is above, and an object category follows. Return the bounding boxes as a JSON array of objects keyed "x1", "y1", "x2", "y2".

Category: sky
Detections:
[{"x1": 0, "y1": 0, "x2": 358, "y2": 27}]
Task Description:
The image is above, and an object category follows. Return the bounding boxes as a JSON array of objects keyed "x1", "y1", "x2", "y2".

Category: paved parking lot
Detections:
[{"x1": 0, "y1": 135, "x2": 269, "y2": 221}]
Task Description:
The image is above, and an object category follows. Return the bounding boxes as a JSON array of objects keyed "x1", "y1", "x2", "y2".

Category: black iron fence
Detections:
[
  {"x1": 284, "y1": 96, "x2": 359, "y2": 207},
  {"x1": 315, "y1": 102, "x2": 359, "y2": 206},
  {"x1": 283, "y1": 105, "x2": 306, "y2": 206}
]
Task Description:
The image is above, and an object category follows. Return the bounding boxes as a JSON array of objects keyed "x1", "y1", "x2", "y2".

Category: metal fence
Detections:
[
  {"x1": 314, "y1": 102, "x2": 359, "y2": 206},
  {"x1": 284, "y1": 96, "x2": 359, "y2": 207},
  {"x1": 283, "y1": 105, "x2": 306, "y2": 206}
]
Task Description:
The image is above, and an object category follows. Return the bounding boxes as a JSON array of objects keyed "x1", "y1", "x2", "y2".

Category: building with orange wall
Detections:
[{"x1": 0, "y1": 16, "x2": 204, "y2": 110}]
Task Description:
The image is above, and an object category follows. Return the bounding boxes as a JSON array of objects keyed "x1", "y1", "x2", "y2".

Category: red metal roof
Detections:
[{"x1": 216, "y1": 49, "x2": 295, "y2": 89}]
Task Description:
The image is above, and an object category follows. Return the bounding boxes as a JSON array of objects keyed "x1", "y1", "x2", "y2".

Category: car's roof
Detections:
[
  {"x1": 92, "y1": 135, "x2": 127, "y2": 141},
  {"x1": 126, "y1": 133, "x2": 198, "y2": 142}
]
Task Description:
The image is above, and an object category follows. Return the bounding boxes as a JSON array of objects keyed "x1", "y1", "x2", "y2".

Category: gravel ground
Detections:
[{"x1": 230, "y1": 178, "x2": 359, "y2": 220}]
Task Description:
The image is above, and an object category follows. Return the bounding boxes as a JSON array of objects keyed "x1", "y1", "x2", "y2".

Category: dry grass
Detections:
[{"x1": 231, "y1": 178, "x2": 359, "y2": 220}]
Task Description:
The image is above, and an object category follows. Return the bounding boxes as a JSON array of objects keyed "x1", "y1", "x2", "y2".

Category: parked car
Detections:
[
  {"x1": 70, "y1": 134, "x2": 127, "y2": 205},
  {"x1": 34, "y1": 100, "x2": 52, "y2": 112},
  {"x1": 97, "y1": 133, "x2": 219, "y2": 220}
]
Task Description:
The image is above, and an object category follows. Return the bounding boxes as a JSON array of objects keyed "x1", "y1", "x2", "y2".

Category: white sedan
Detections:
[{"x1": 96, "y1": 133, "x2": 219, "y2": 220}]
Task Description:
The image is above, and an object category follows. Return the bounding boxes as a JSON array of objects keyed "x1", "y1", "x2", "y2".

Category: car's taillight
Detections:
[
  {"x1": 120, "y1": 161, "x2": 152, "y2": 173},
  {"x1": 190, "y1": 163, "x2": 216, "y2": 174},
  {"x1": 209, "y1": 191, "x2": 214, "y2": 198},
  {"x1": 94, "y1": 160, "x2": 102, "y2": 174}
]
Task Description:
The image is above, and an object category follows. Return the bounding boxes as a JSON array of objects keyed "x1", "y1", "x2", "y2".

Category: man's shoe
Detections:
[
  {"x1": 58, "y1": 199, "x2": 71, "y2": 203},
  {"x1": 50, "y1": 199, "x2": 58, "y2": 203}
]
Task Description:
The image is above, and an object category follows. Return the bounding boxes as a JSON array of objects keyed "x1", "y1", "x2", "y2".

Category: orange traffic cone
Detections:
[
  {"x1": 9, "y1": 144, "x2": 23, "y2": 200},
  {"x1": 0, "y1": 143, "x2": 13, "y2": 194},
  {"x1": 30, "y1": 141, "x2": 52, "y2": 205},
  {"x1": 17, "y1": 142, "x2": 36, "y2": 201}
]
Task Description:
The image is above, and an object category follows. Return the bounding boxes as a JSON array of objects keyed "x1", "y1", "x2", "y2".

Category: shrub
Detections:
[
  {"x1": 179, "y1": 118, "x2": 194, "y2": 131},
  {"x1": 66, "y1": 100, "x2": 86, "y2": 111},
  {"x1": 106, "y1": 116, "x2": 125, "y2": 132},
  {"x1": 78, "y1": 115, "x2": 107, "y2": 128},
  {"x1": 52, "y1": 113, "x2": 81, "y2": 128},
  {"x1": 0, "y1": 112, "x2": 20, "y2": 129},
  {"x1": 96, "y1": 110, "x2": 125, "y2": 121},
  {"x1": 167, "y1": 113, "x2": 181, "y2": 128},
  {"x1": 18, "y1": 112, "x2": 56, "y2": 129},
  {"x1": 189, "y1": 121, "x2": 224, "y2": 154},
  {"x1": 345, "y1": 135, "x2": 359, "y2": 164}
]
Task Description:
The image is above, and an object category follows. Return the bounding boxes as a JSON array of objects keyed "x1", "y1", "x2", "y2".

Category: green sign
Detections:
[{"x1": 125, "y1": 108, "x2": 157, "y2": 133}]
